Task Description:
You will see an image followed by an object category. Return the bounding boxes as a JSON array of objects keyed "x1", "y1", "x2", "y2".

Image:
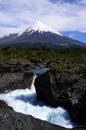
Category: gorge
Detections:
[
  {"x1": 0, "y1": 63, "x2": 86, "y2": 130},
  {"x1": 0, "y1": 71, "x2": 75, "y2": 128}
]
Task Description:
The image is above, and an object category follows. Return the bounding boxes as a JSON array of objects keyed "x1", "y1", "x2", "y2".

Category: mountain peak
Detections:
[
  {"x1": 0, "y1": 20, "x2": 86, "y2": 49},
  {"x1": 18, "y1": 20, "x2": 62, "y2": 36}
]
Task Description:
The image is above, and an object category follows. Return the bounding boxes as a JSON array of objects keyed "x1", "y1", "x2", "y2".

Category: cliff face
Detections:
[
  {"x1": 0, "y1": 63, "x2": 33, "y2": 93},
  {"x1": 34, "y1": 69, "x2": 86, "y2": 125},
  {"x1": 0, "y1": 72, "x2": 33, "y2": 93}
]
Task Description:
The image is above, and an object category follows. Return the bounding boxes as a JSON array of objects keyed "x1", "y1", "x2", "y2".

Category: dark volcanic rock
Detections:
[
  {"x1": 0, "y1": 66, "x2": 86, "y2": 130},
  {"x1": 0, "y1": 63, "x2": 21, "y2": 73},
  {"x1": 0, "y1": 100, "x2": 13, "y2": 110},
  {"x1": 0, "y1": 100, "x2": 85, "y2": 130},
  {"x1": 0, "y1": 109, "x2": 69, "y2": 130},
  {"x1": 0, "y1": 60, "x2": 36, "y2": 93},
  {"x1": 0, "y1": 63, "x2": 48, "y2": 93},
  {"x1": 35, "y1": 69, "x2": 59, "y2": 106},
  {"x1": 0, "y1": 72, "x2": 33, "y2": 93},
  {"x1": 34, "y1": 69, "x2": 86, "y2": 125},
  {"x1": 0, "y1": 63, "x2": 30, "y2": 72}
]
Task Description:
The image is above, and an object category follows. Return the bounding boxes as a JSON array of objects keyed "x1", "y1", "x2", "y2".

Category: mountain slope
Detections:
[{"x1": 0, "y1": 21, "x2": 86, "y2": 49}]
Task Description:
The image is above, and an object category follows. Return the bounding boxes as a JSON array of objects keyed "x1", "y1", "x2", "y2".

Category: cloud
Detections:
[{"x1": 0, "y1": 0, "x2": 86, "y2": 35}]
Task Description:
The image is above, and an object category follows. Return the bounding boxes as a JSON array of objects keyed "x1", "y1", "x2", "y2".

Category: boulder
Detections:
[
  {"x1": 35, "y1": 69, "x2": 61, "y2": 106},
  {"x1": 34, "y1": 69, "x2": 86, "y2": 125}
]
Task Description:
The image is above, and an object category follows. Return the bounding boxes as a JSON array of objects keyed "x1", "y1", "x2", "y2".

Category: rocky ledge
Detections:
[{"x1": 35, "y1": 69, "x2": 86, "y2": 126}]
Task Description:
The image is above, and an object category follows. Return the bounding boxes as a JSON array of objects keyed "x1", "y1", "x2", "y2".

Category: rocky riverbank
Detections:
[
  {"x1": 0, "y1": 101, "x2": 85, "y2": 130},
  {"x1": 0, "y1": 108, "x2": 68, "y2": 130}
]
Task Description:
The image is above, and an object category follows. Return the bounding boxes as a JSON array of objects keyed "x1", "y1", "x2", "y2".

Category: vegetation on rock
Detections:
[{"x1": 0, "y1": 47, "x2": 86, "y2": 72}]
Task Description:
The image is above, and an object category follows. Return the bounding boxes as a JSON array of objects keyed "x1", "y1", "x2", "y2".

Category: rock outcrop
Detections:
[
  {"x1": 0, "y1": 109, "x2": 69, "y2": 130},
  {"x1": 0, "y1": 72, "x2": 33, "y2": 93},
  {"x1": 0, "y1": 100, "x2": 13, "y2": 110},
  {"x1": 0, "y1": 63, "x2": 34, "y2": 92},
  {"x1": 34, "y1": 69, "x2": 86, "y2": 125},
  {"x1": 35, "y1": 69, "x2": 58, "y2": 106},
  {"x1": 0, "y1": 63, "x2": 31, "y2": 73}
]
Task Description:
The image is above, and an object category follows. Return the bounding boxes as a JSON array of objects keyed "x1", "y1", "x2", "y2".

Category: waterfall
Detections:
[
  {"x1": 0, "y1": 72, "x2": 76, "y2": 128},
  {"x1": 31, "y1": 75, "x2": 37, "y2": 93}
]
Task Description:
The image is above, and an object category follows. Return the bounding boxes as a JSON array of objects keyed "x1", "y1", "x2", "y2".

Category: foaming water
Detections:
[{"x1": 0, "y1": 75, "x2": 75, "y2": 128}]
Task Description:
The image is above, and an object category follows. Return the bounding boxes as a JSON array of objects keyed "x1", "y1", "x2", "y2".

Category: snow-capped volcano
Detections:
[
  {"x1": 0, "y1": 20, "x2": 86, "y2": 49},
  {"x1": 18, "y1": 21, "x2": 62, "y2": 36}
]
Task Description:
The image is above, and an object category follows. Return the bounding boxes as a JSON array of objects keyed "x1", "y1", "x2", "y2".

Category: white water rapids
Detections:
[{"x1": 0, "y1": 75, "x2": 76, "y2": 128}]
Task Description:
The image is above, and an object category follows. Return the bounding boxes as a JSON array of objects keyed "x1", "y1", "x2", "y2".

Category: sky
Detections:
[{"x1": 0, "y1": 0, "x2": 86, "y2": 43}]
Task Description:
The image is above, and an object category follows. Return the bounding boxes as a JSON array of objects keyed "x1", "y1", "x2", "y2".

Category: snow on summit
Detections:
[{"x1": 18, "y1": 21, "x2": 62, "y2": 36}]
